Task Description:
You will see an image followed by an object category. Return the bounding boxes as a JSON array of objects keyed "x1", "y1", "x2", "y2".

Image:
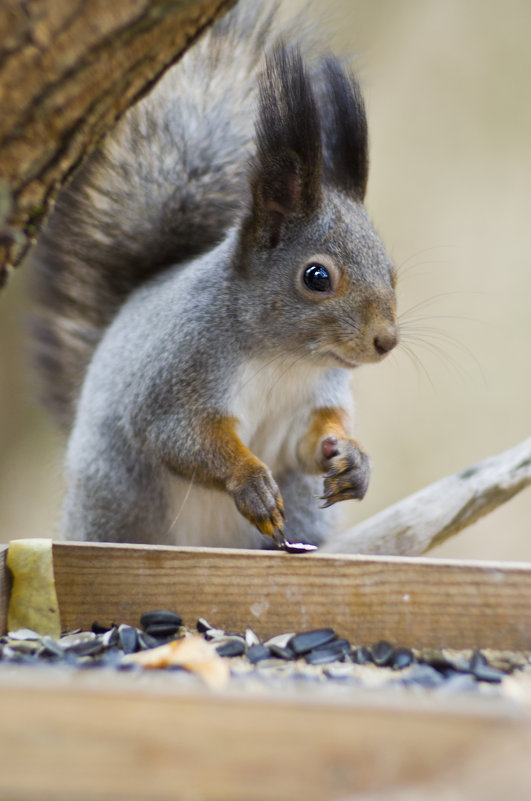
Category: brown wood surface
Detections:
[
  {"x1": 0, "y1": 0, "x2": 236, "y2": 280},
  {"x1": 0, "y1": 668, "x2": 529, "y2": 801},
  {"x1": 3, "y1": 543, "x2": 531, "y2": 800},
  {"x1": 51, "y1": 542, "x2": 531, "y2": 650}
]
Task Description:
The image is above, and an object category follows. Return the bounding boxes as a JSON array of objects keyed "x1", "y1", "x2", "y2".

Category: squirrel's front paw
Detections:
[
  {"x1": 227, "y1": 459, "x2": 286, "y2": 541},
  {"x1": 319, "y1": 437, "x2": 370, "y2": 507}
]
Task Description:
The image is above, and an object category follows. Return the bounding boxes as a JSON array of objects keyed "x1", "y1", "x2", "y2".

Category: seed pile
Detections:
[{"x1": 0, "y1": 610, "x2": 527, "y2": 694}]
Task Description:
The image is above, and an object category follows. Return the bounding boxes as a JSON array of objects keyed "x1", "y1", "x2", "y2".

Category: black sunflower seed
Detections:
[
  {"x1": 216, "y1": 639, "x2": 246, "y2": 658},
  {"x1": 69, "y1": 638, "x2": 105, "y2": 657},
  {"x1": 370, "y1": 640, "x2": 395, "y2": 667},
  {"x1": 118, "y1": 624, "x2": 139, "y2": 654},
  {"x1": 269, "y1": 644, "x2": 295, "y2": 660},
  {"x1": 289, "y1": 629, "x2": 337, "y2": 656},
  {"x1": 352, "y1": 645, "x2": 372, "y2": 665},
  {"x1": 392, "y1": 647, "x2": 414, "y2": 670},
  {"x1": 470, "y1": 651, "x2": 504, "y2": 683},
  {"x1": 140, "y1": 610, "x2": 183, "y2": 629},
  {"x1": 305, "y1": 639, "x2": 351, "y2": 665},
  {"x1": 142, "y1": 622, "x2": 181, "y2": 639},
  {"x1": 246, "y1": 644, "x2": 271, "y2": 663},
  {"x1": 91, "y1": 621, "x2": 112, "y2": 634},
  {"x1": 137, "y1": 631, "x2": 160, "y2": 650},
  {"x1": 421, "y1": 650, "x2": 464, "y2": 675}
]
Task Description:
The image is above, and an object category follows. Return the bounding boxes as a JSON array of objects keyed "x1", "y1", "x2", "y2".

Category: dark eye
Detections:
[{"x1": 303, "y1": 263, "x2": 332, "y2": 293}]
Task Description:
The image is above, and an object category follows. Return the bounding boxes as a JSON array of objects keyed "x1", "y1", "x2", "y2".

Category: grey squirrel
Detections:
[{"x1": 30, "y1": 1, "x2": 399, "y2": 550}]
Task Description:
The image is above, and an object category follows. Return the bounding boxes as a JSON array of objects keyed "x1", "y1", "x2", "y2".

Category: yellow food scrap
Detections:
[
  {"x1": 6, "y1": 539, "x2": 61, "y2": 638},
  {"x1": 123, "y1": 634, "x2": 230, "y2": 689}
]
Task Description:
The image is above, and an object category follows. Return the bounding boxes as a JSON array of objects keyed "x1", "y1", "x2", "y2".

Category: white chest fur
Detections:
[{"x1": 228, "y1": 356, "x2": 326, "y2": 472}]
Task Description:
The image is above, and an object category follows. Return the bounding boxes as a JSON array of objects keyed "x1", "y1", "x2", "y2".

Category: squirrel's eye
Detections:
[{"x1": 303, "y1": 263, "x2": 332, "y2": 293}]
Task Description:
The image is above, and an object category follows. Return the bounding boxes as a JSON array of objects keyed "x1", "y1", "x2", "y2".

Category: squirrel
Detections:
[{"x1": 30, "y1": 1, "x2": 399, "y2": 551}]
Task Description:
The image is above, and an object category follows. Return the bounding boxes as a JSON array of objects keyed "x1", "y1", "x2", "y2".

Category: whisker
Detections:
[
  {"x1": 398, "y1": 342, "x2": 436, "y2": 390},
  {"x1": 401, "y1": 324, "x2": 486, "y2": 383},
  {"x1": 399, "y1": 291, "x2": 483, "y2": 322},
  {"x1": 407, "y1": 337, "x2": 468, "y2": 379},
  {"x1": 166, "y1": 467, "x2": 197, "y2": 536},
  {"x1": 396, "y1": 245, "x2": 456, "y2": 273}
]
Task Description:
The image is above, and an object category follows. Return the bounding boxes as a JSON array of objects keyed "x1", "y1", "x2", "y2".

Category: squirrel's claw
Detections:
[
  {"x1": 320, "y1": 438, "x2": 371, "y2": 507},
  {"x1": 230, "y1": 460, "x2": 291, "y2": 544}
]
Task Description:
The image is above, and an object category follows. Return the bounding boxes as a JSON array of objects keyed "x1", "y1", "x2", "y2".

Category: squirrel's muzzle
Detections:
[{"x1": 373, "y1": 324, "x2": 399, "y2": 356}]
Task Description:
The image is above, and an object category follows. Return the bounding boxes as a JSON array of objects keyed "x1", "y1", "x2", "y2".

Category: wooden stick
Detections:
[{"x1": 319, "y1": 437, "x2": 531, "y2": 556}]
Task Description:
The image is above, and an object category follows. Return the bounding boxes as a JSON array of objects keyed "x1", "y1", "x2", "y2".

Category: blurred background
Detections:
[{"x1": 0, "y1": 0, "x2": 530, "y2": 558}]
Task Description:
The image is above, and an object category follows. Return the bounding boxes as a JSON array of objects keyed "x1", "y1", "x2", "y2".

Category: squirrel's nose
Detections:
[{"x1": 373, "y1": 326, "x2": 399, "y2": 356}]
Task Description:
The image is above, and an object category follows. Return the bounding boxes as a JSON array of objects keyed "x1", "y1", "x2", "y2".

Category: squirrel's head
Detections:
[{"x1": 237, "y1": 44, "x2": 399, "y2": 368}]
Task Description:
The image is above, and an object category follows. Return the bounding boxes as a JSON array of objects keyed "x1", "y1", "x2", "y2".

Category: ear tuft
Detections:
[
  {"x1": 319, "y1": 58, "x2": 369, "y2": 199},
  {"x1": 247, "y1": 43, "x2": 323, "y2": 248}
]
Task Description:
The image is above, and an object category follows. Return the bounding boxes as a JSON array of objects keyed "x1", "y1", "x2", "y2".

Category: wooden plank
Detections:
[
  {"x1": 0, "y1": 669, "x2": 529, "y2": 801},
  {"x1": 52, "y1": 542, "x2": 531, "y2": 650},
  {"x1": 0, "y1": 544, "x2": 9, "y2": 635}
]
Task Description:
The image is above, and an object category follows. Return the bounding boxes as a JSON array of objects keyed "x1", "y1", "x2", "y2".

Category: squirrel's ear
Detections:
[
  {"x1": 243, "y1": 44, "x2": 322, "y2": 250},
  {"x1": 319, "y1": 57, "x2": 369, "y2": 200}
]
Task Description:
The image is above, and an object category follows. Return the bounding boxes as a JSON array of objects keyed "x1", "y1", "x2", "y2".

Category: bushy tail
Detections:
[{"x1": 30, "y1": 1, "x2": 283, "y2": 430}]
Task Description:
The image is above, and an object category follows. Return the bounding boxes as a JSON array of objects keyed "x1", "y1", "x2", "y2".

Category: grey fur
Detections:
[{"x1": 30, "y1": 0, "x2": 399, "y2": 548}]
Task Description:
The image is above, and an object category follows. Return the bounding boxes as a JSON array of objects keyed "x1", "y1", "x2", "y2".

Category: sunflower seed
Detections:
[
  {"x1": 217, "y1": 639, "x2": 246, "y2": 658},
  {"x1": 4, "y1": 639, "x2": 40, "y2": 655},
  {"x1": 91, "y1": 621, "x2": 111, "y2": 634},
  {"x1": 140, "y1": 610, "x2": 183, "y2": 629},
  {"x1": 137, "y1": 631, "x2": 160, "y2": 650},
  {"x1": 7, "y1": 629, "x2": 40, "y2": 641},
  {"x1": 118, "y1": 624, "x2": 138, "y2": 654},
  {"x1": 352, "y1": 645, "x2": 372, "y2": 664},
  {"x1": 268, "y1": 644, "x2": 295, "y2": 660},
  {"x1": 281, "y1": 541, "x2": 318, "y2": 554},
  {"x1": 245, "y1": 628, "x2": 260, "y2": 647},
  {"x1": 392, "y1": 647, "x2": 414, "y2": 670},
  {"x1": 101, "y1": 626, "x2": 119, "y2": 648},
  {"x1": 470, "y1": 651, "x2": 504, "y2": 683},
  {"x1": 305, "y1": 638, "x2": 351, "y2": 664},
  {"x1": 142, "y1": 623, "x2": 181, "y2": 640},
  {"x1": 59, "y1": 631, "x2": 96, "y2": 647},
  {"x1": 247, "y1": 644, "x2": 271, "y2": 663},
  {"x1": 370, "y1": 640, "x2": 395, "y2": 667},
  {"x1": 264, "y1": 632, "x2": 295, "y2": 649},
  {"x1": 289, "y1": 629, "x2": 337, "y2": 656},
  {"x1": 203, "y1": 628, "x2": 226, "y2": 641},
  {"x1": 40, "y1": 636, "x2": 66, "y2": 657},
  {"x1": 69, "y1": 638, "x2": 105, "y2": 657}
]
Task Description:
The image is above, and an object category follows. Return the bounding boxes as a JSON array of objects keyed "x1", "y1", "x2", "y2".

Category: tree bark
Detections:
[
  {"x1": 0, "y1": 0, "x2": 236, "y2": 286},
  {"x1": 319, "y1": 437, "x2": 531, "y2": 556}
]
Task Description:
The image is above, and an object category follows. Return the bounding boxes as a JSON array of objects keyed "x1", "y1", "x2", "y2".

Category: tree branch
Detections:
[
  {"x1": 0, "y1": 0, "x2": 236, "y2": 285},
  {"x1": 319, "y1": 437, "x2": 531, "y2": 556}
]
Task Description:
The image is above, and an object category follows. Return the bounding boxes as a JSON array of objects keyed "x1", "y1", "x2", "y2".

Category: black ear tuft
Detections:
[
  {"x1": 319, "y1": 58, "x2": 369, "y2": 199},
  {"x1": 247, "y1": 43, "x2": 323, "y2": 248}
]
